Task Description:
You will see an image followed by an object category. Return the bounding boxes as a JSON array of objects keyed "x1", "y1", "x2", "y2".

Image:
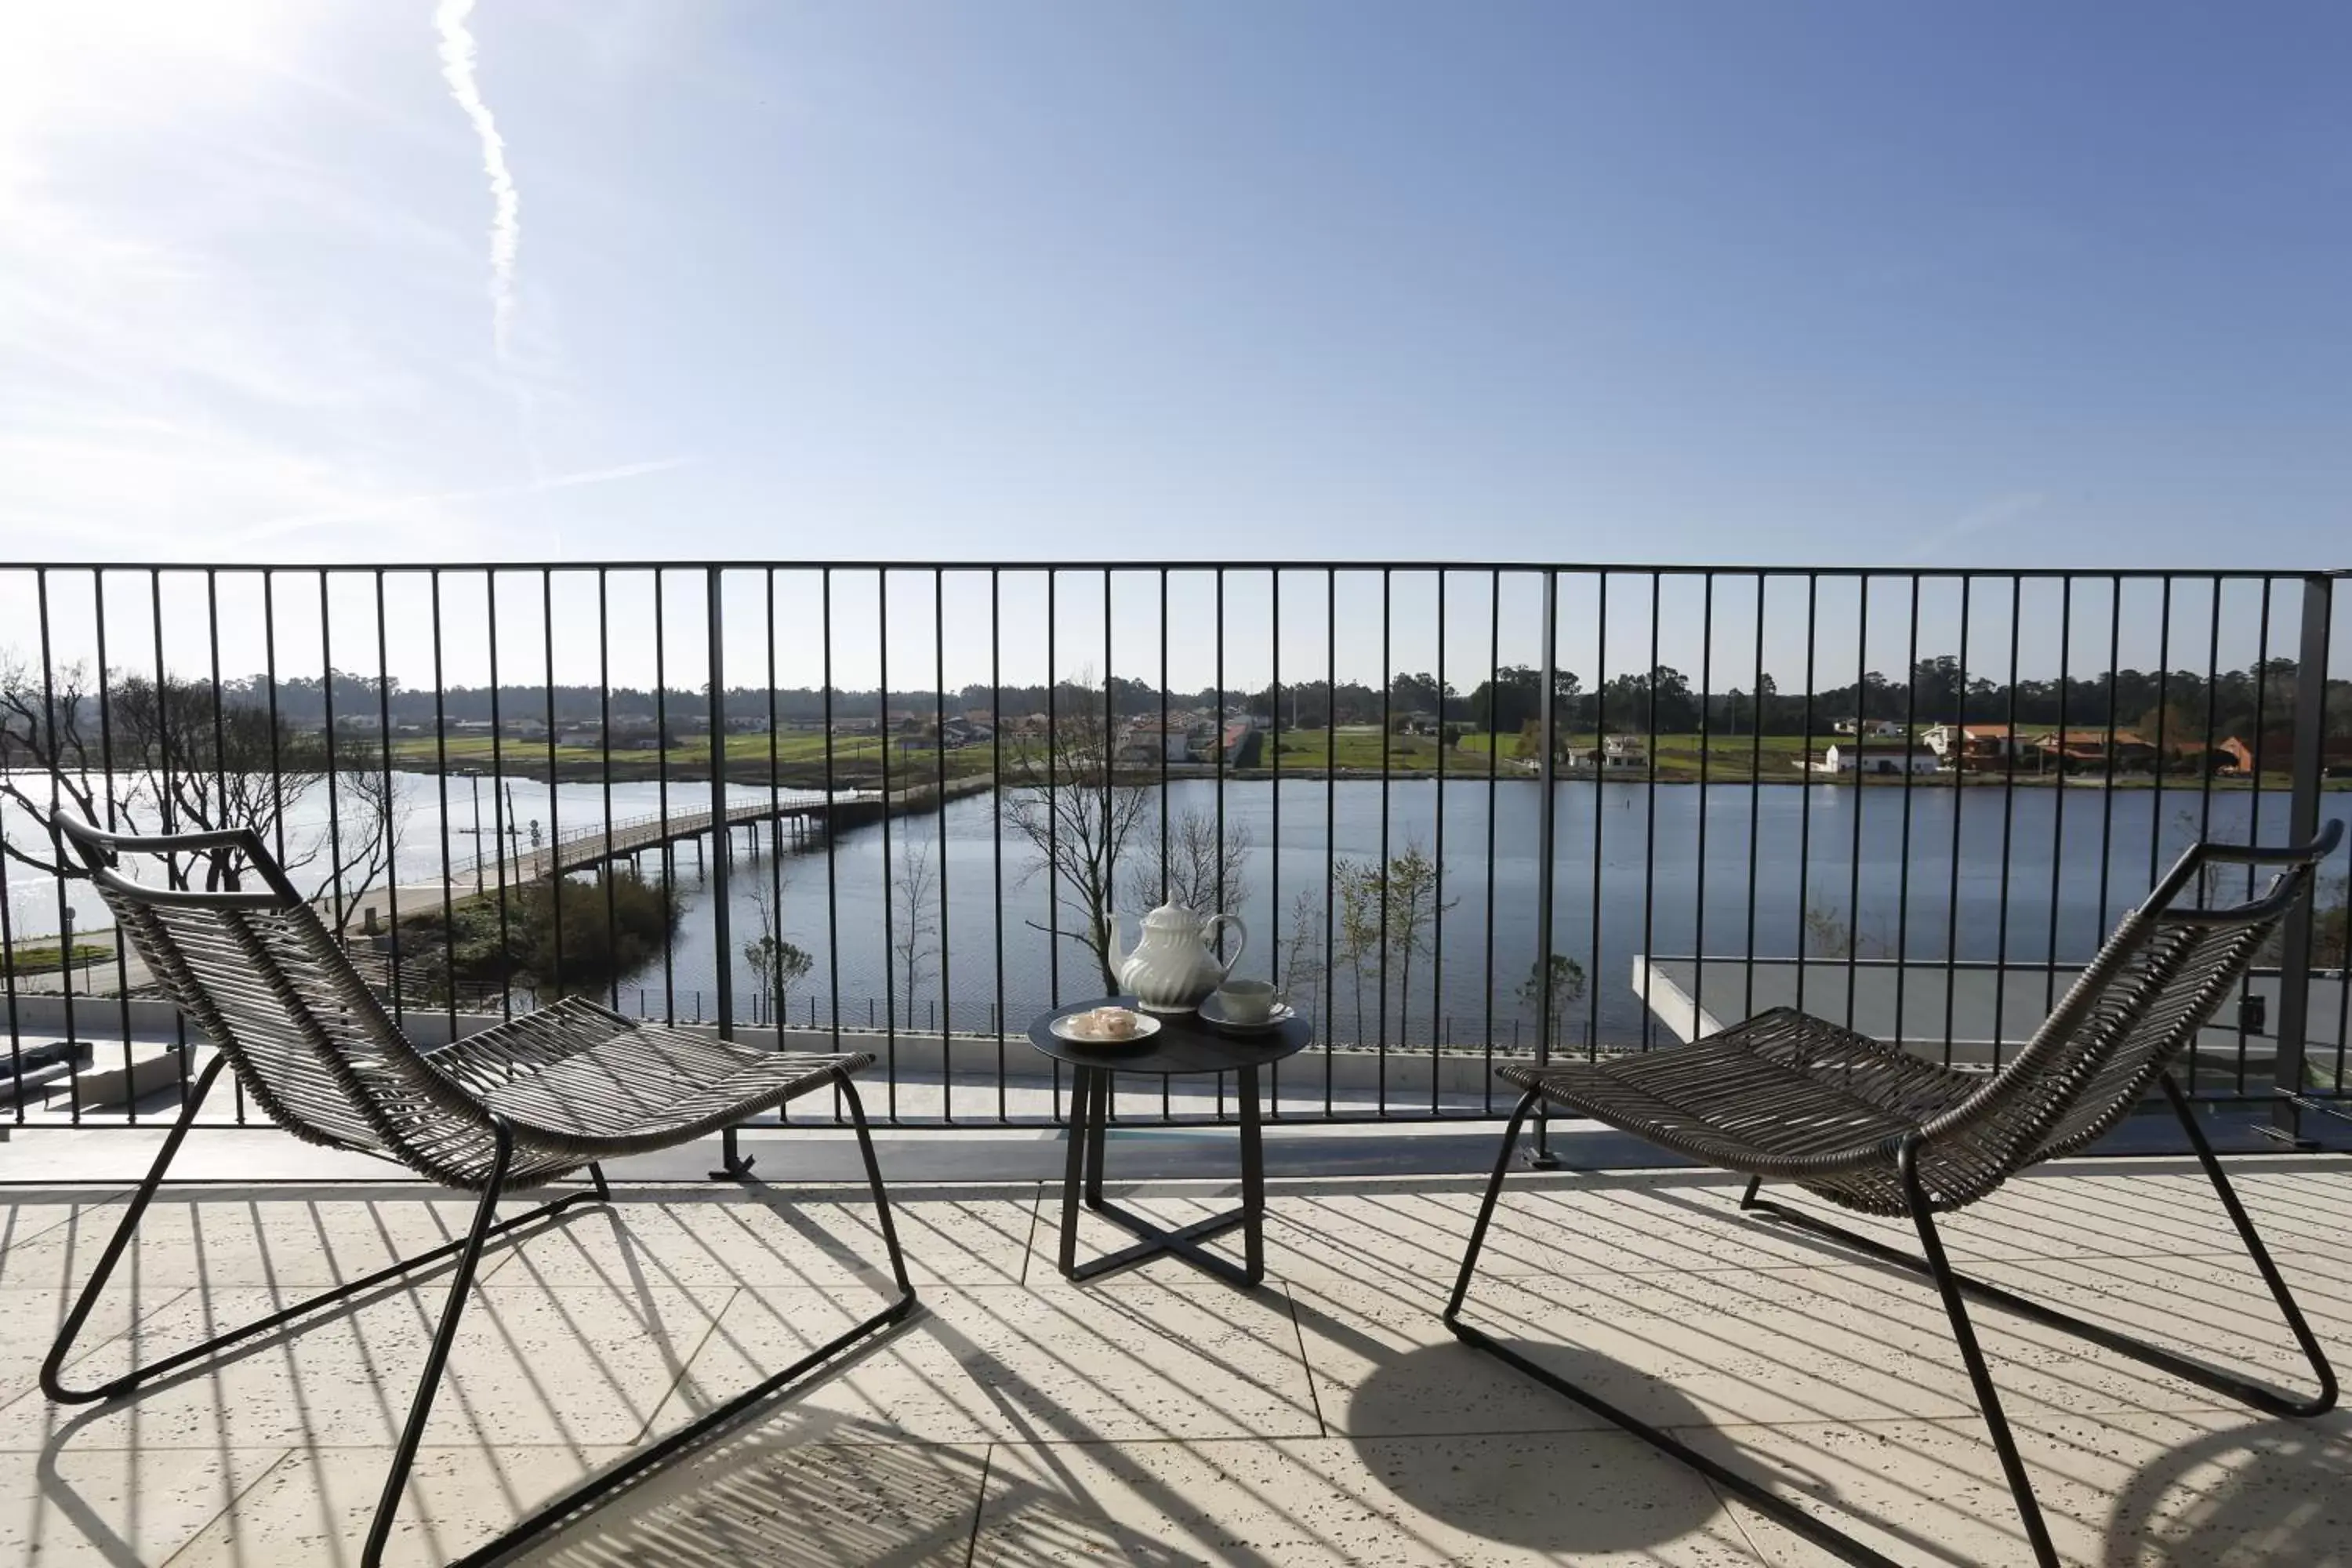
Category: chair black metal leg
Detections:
[
  {"x1": 1444, "y1": 1091, "x2": 1905, "y2": 1567},
  {"x1": 1899, "y1": 1138, "x2": 2061, "y2": 1568},
  {"x1": 363, "y1": 1120, "x2": 516, "y2": 1568},
  {"x1": 840, "y1": 1073, "x2": 917, "y2": 1303},
  {"x1": 708, "y1": 1125, "x2": 757, "y2": 1181},
  {"x1": 1740, "y1": 1076, "x2": 2336, "y2": 1418},
  {"x1": 447, "y1": 1076, "x2": 920, "y2": 1566},
  {"x1": 2160, "y1": 1073, "x2": 2337, "y2": 1414},
  {"x1": 1444, "y1": 1089, "x2": 1535, "y2": 1320},
  {"x1": 42, "y1": 1060, "x2": 604, "y2": 1406}
]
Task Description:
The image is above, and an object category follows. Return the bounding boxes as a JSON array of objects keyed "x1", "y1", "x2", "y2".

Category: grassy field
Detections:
[
  {"x1": 383, "y1": 729, "x2": 2310, "y2": 789},
  {"x1": 0, "y1": 940, "x2": 112, "y2": 977}
]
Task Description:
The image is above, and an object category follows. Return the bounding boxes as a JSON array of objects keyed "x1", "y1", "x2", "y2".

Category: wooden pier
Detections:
[{"x1": 348, "y1": 777, "x2": 989, "y2": 932}]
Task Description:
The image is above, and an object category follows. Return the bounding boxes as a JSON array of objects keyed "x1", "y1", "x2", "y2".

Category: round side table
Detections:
[{"x1": 1028, "y1": 996, "x2": 1312, "y2": 1288}]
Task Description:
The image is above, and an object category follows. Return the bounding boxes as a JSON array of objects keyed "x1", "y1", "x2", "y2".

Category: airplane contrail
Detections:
[{"x1": 435, "y1": 0, "x2": 521, "y2": 363}]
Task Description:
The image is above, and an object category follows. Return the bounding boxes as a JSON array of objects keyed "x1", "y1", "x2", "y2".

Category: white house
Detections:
[
  {"x1": 1819, "y1": 743, "x2": 1939, "y2": 775},
  {"x1": 1566, "y1": 734, "x2": 1648, "y2": 771}
]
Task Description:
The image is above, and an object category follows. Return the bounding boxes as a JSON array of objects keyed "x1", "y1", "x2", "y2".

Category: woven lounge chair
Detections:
[
  {"x1": 1446, "y1": 822, "x2": 2342, "y2": 1568},
  {"x1": 40, "y1": 816, "x2": 916, "y2": 1568}
]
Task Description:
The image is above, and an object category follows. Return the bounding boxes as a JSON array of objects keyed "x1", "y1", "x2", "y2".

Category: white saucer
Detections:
[
  {"x1": 1197, "y1": 996, "x2": 1296, "y2": 1033},
  {"x1": 1050, "y1": 1011, "x2": 1163, "y2": 1048}
]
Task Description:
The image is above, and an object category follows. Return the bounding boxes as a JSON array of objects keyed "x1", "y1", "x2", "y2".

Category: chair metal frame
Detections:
[
  {"x1": 1446, "y1": 822, "x2": 2342, "y2": 1568},
  {"x1": 39, "y1": 816, "x2": 918, "y2": 1568}
]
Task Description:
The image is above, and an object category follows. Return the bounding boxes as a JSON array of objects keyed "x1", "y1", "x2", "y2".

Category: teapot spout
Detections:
[{"x1": 1104, "y1": 908, "x2": 1130, "y2": 979}]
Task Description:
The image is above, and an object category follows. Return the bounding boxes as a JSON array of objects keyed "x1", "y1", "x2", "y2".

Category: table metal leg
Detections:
[
  {"x1": 1239, "y1": 1065, "x2": 1265, "y2": 1284},
  {"x1": 1083, "y1": 1066, "x2": 1108, "y2": 1209},
  {"x1": 1058, "y1": 1065, "x2": 1092, "y2": 1278}
]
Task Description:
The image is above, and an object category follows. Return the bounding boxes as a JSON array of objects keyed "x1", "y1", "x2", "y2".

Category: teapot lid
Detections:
[{"x1": 1140, "y1": 902, "x2": 1200, "y2": 928}]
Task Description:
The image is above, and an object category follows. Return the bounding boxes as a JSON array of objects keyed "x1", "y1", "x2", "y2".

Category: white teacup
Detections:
[{"x1": 1215, "y1": 978, "x2": 1279, "y2": 1025}]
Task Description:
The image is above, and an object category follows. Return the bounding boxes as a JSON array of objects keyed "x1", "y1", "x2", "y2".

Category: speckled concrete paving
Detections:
[{"x1": 2, "y1": 1157, "x2": 2347, "y2": 1566}]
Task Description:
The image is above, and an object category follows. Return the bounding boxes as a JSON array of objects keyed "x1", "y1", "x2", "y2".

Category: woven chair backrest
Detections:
[
  {"x1": 1921, "y1": 823, "x2": 2338, "y2": 1191},
  {"x1": 62, "y1": 818, "x2": 481, "y2": 1160}
]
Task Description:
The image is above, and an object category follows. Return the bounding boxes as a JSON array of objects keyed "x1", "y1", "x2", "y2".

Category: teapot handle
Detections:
[{"x1": 1204, "y1": 913, "x2": 1248, "y2": 981}]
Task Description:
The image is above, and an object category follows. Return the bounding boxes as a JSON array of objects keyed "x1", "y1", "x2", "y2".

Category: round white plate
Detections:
[
  {"x1": 1050, "y1": 1011, "x2": 1163, "y2": 1047},
  {"x1": 1198, "y1": 996, "x2": 1296, "y2": 1033}
]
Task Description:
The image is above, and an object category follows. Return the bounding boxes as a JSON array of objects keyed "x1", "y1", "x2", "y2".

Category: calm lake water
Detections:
[{"x1": 11, "y1": 770, "x2": 2338, "y2": 1047}]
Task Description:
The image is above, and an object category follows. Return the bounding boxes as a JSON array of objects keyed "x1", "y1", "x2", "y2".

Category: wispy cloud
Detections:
[
  {"x1": 1902, "y1": 492, "x2": 2047, "y2": 564},
  {"x1": 435, "y1": 0, "x2": 521, "y2": 363},
  {"x1": 222, "y1": 456, "x2": 696, "y2": 546}
]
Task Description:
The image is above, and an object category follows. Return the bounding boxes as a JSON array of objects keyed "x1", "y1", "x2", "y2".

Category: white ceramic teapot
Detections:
[{"x1": 1107, "y1": 902, "x2": 1247, "y2": 1013}]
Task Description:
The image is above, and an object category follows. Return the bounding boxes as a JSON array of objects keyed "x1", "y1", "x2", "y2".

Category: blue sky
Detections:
[{"x1": 1, "y1": 2, "x2": 2347, "y2": 686}]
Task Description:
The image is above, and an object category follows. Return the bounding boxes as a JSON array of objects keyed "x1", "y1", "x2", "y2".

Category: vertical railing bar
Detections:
[
  {"x1": 2272, "y1": 573, "x2": 2332, "y2": 1138},
  {"x1": 706, "y1": 567, "x2": 737, "y2": 1168},
  {"x1": 1269, "y1": 567, "x2": 1283, "y2": 1120},
  {"x1": 1107, "y1": 568, "x2": 1121, "y2": 1130},
  {"x1": 319, "y1": 570, "x2": 347, "y2": 941},
  {"x1": 1746, "y1": 572, "x2": 1766, "y2": 1023},
  {"x1": 1993, "y1": 576, "x2": 2022, "y2": 1072},
  {"x1": 379, "y1": 569, "x2": 404, "y2": 1023},
  {"x1": 1795, "y1": 575, "x2": 1817, "y2": 1019},
  {"x1": 2045, "y1": 578, "x2": 2072, "y2": 1026},
  {"x1": 879, "y1": 568, "x2": 897, "y2": 1118},
  {"x1": 485, "y1": 572, "x2": 517, "y2": 1018},
  {"x1": 35, "y1": 570, "x2": 79, "y2": 1120},
  {"x1": 991, "y1": 568, "x2": 1005, "y2": 1123},
  {"x1": 1432, "y1": 568, "x2": 1446, "y2": 1112},
  {"x1": 1531, "y1": 568, "x2": 1559, "y2": 1163},
  {"x1": 1641, "y1": 572, "x2": 1661, "y2": 1050},
  {"x1": 1483, "y1": 568, "x2": 1500, "y2": 1109},
  {"x1": 2096, "y1": 576, "x2": 2123, "y2": 949},
  {"x1": 1377, "y1": 566, "x2": 1390, "y2": 1112},
  {"x1": 767, "y1": 569, "x2": 787, "y2": 1124},
  {"x1": 2190, "y1": 576, "x2": 2223, "y2": 1093},
  {"x1": 543, "y1": 570, "x2": 561, "y2": 1006},
  {"x1": 652, "y1": 572, "x2": 673, "y2": 1024},
  {"x1": 1160, "y1": 568, "x2": 1171, "y2": 1123},
  {"x1": 1843, "y1": 575, "x2": 1867, "y2": 1034},
  {"x1": 1217, "y1": 565, "x2": 1228, "y2": 1122},
  {"x1": 938, "y1": 568, "x2": 953, "y2": 1123},
  {"x1": 153, "y1": 568, "x2": 186, "y2": 1110},
  {"x1": 91, "y1": 571, "x2": 135, "y2": 1099},
  {"x1": 1893, "y1": 573, "x2": 1920, "y2": 1047},
  {"x1": 1324, "y1": 568, "x2": 1337, "y2": 1116},
  {"x1": 1942, "y1": 575, "x2": 1972, "y2": 1065},
  {"x1": 2241, "y1": 579, "x2": 2275, "y2": 1094},
  {"x1": 599, "y1": 571, "x2": 618, "y2": 1011},
  {"x1": 2151, "y1": 579, "x2": 2174, "y2": 889},
  {"x1": 1046, "y1": 569, "x2": 1060, "y2": 1123},
  {"x1": 1693, "y1": 572, "x2": 1712, "y2": 1044},
  {"x1": 432, "y1": 571, "x2": 458, "y2": 1042},
  {"x1": 1587, "y1": 571, "x2": 1607, "y2": 1063},
  {"x1": 822, "y1": 570, "x2": 842, "y2": 1058}
]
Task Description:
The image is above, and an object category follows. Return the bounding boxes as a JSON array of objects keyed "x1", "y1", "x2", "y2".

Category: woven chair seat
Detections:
[
  {"x1": 430, "y1": 998, "x2": 867, "y2": 1160},
  {"x1": 1502, "y1": 1008, "x2": 1982, "y2": 1203}
]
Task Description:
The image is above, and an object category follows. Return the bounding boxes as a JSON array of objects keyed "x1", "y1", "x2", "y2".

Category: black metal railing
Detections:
[{"x1": 2, "y1": 561, "x2": 2347, "y2": 1142}]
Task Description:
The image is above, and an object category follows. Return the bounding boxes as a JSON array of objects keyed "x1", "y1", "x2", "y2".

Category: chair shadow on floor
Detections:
[
  {"x1": 510, "y1": 1408, "x2": 1199, "y2": 1568},
  {"x1": 2103, "y1": 1418, "x2": 2352, "y2": 1568}
]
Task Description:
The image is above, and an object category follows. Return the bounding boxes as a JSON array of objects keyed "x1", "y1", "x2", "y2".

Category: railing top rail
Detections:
[{"x1": 9, "y1": 560, "x2": 2350, "y2": 579}]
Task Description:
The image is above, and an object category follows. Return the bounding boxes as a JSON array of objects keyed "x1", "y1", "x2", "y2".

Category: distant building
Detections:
[
  {"x1": 1922, "y1": 723, "x2": 2025, "y2": 771},
  {"x1": 1567, "y1": 734, "x2": 1648, "y2": 772},
  {"x1": 1832, "y1": 718, "x2": 1906, "y2": 739},
  {"x1": 2219, "y1": 733, "x2": 2352, "y2": 778},
  {"x1": 1119, "y1": 717, "x2": 1193, "y2": 765},
  {"x1": 1820, "y1": 743, "x2": 1939, "y2": 775},
  {"x1": 2033, "y1": 728, "x2": 2157, "y2": 774}
]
